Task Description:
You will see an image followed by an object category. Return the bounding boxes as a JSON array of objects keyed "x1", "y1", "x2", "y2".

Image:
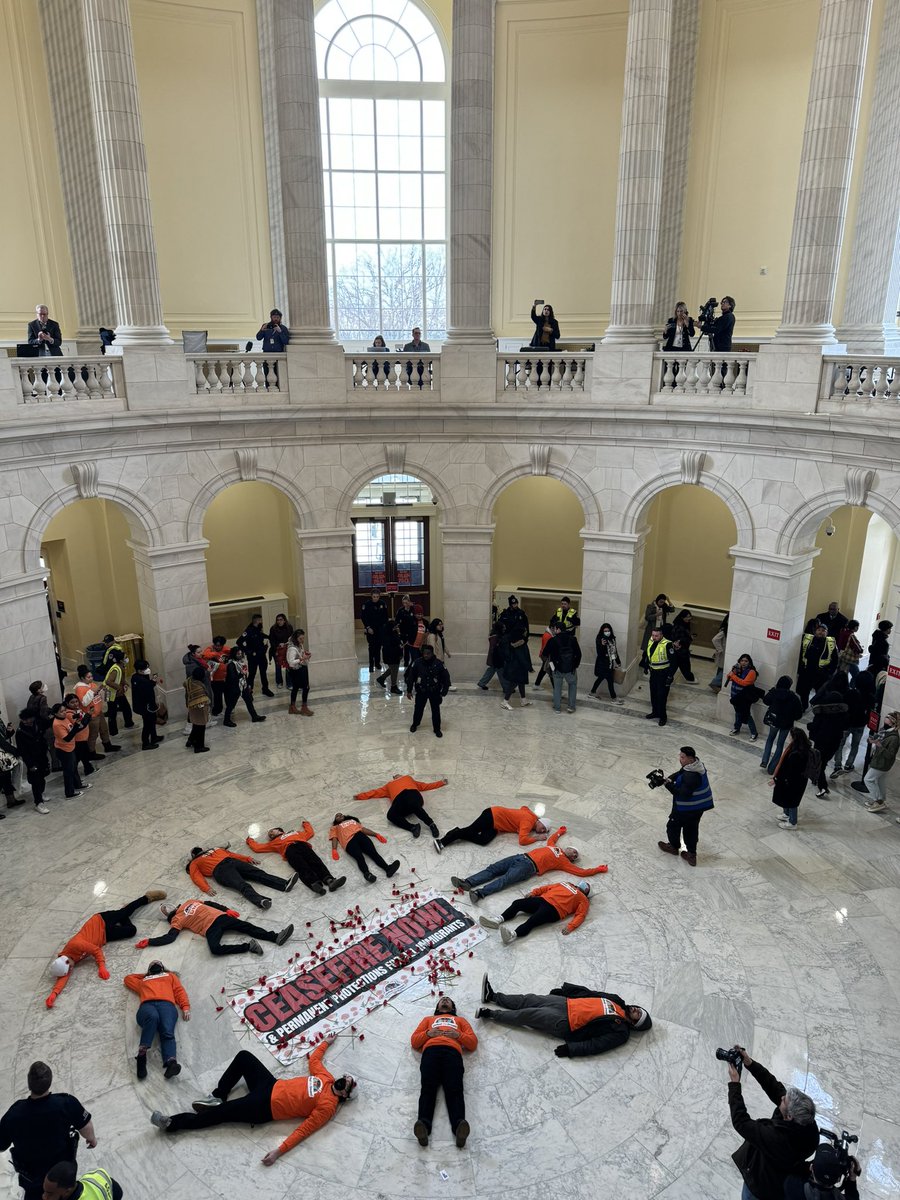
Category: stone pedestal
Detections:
[
  {"x1": 440, "y1": 525, "x2": 493, "y2": 677},
  {"x1": 580, "y1": 531, "x2": 647, "y2": 690},
  {"x1": 296, "y1": 529, "x2": 358, "y2": 685},
  {"x1": 0, "y1": 573, "x2": 63, "y2": 717},
  {"x1": 752, "y1": 344, "x2": 834, "y2": 414},
  {"x1": 122, "y1": 347, "x2": 193, "y2": 410},
  {"x1": 440, "y1": 345, "x2": 500, "y2": 405},
  {"x1": 129, "y1": 541, "x2": 212, "y2": 716},
  {"x1": 286, "y1": 344, "x2": 349, "y2": 407}
]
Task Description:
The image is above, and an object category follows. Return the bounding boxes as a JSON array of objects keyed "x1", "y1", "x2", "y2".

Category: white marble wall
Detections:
[
  {"x1": 296, "y1": 528, "x2": 359, "y2": 685},
  {"x1": 440, "y1": 525, "x2": 494, "y2": 673},
  {"x1": 580, "y1": 531, "x2": 647, "y2": 680}
]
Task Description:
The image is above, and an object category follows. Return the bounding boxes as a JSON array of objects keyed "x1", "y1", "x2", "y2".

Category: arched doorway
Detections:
[
  {"x1": 805, "y1": 505, "x2": 899, "y2": 645},
  {"x1": 202, "y1": 482, "x2": 303, "y2": 640}
]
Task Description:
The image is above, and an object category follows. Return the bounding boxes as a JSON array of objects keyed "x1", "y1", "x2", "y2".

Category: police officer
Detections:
[
  {"x1": 642, "y1": 627, "x2": 674, "y2": 726},
  {"x1": 41, "y1": 1162, "x2": 122, "y2": 1200}
]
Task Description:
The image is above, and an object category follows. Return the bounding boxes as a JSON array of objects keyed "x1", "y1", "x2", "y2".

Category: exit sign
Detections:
[
  {"x1": 767, "y1": 628, "x2": 781, "y2": 640},
  {"x1": 888, "y1": 664, "x2": 900, "y2": 679}
]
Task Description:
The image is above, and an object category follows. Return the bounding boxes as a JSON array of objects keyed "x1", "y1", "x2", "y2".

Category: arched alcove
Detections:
[{"x1": 806, "y1": 506, "x2": 899, "y2": 641}]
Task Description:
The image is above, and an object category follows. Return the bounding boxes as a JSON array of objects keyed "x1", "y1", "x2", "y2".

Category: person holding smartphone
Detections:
[
  {"x1": 530, "y1": 300, "x2": 560, "y2": 349},
  {"x1": 255, "y1": 309, "x2": 290, "y2": 353}
]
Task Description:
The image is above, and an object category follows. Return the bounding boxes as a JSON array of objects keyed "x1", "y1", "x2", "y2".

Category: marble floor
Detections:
[{"x1": 1, "y1": 659, "x2": 899, "y2": 1200}]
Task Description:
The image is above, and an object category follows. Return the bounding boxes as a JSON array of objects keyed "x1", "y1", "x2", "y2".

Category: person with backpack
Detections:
[
  {"x1": 405, "y1": 644, "x2": 450, "y2": 737},
  {"x1": 808, "y1": 675, "x2": 849, "y2": 798},
  {"x1": 769, "y1": 726, "x2": 813, "y2": 829},
  {"x1": 544, "y1": 622, "x2": 582, "y2": 714},
  {"x1": 759, "y1": 676, "x2": 803, "y2": 774}
]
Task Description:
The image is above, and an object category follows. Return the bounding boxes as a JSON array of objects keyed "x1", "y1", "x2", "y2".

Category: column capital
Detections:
[
  {"x1": 295, "y1": 527, "x2": 355, "y2": 551},
  {"x1": 581, "y1": 529, "x2": 648, "y2": 553},
  {"x1": 0, "y1": 570, "x2": 49, "y2": 604},
  {"x1": 126, "y1": 540, "x2": 209, "y2": 569},
  {"x1": 440, "y1": 524, "x2": 495, "y2": 546},
  {"x1": 729, "y1": 546, "x2": 820, "y2": 575}
]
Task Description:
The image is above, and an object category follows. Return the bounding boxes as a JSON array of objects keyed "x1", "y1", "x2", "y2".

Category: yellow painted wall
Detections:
[
  {"x1": 806, "y1": 505, "x2": 872, "y2": 619},
  {"x1": 131, "y1": 0, "x2": 274, "y2": 336},
  {"x1": 202, "y1": 482, "x2": 300, "y2": 614},
  {"x1": 492, "y1": 476, "x2": 585, "y2": 592},
  {"x1": 41, "y1": 500, "x2": 143, "y2": 664},
  {"x1": 641, "y1": 486, "x2": 737, "y2": 611}
]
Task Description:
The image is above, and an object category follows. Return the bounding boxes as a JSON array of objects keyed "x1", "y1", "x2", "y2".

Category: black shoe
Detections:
[
  {"x1": 435, "y1": 730, "x2": 443, "y2": 738},
  {"x1": 275, "y1": 924, "x2": 294, "y2": 946},
  {"x1": 251, "y1": 715, "x2": 267, "y2": 723},
  {"x1": 88, "y1": 753, "x2": 106, "y2": 761},
  {"x1": 258, "y1": 897, "x2": 272, "y2": 910},
  {"x1": 391, "y1": 687, "x2": 403, "y2": 695},
  {"x1": 409, "y1": 724, "x2": 419, "y2": 733},
  {"x1": 411, "y1": 823, "x2": 422, "y2": 838},
  {"x1": 102, "y1": 744, "x2": 121, "y2": 753},
  {"x1": 262, "y1": 690, "x2": 275, "y2": 697},
  {"x1": 327, "y1": 876, "x2": 346, "y2": 891},
  {"x1": 285, "y1": 873, "x2": 299, "y2": 892},
  {"x1": 311, "y1": 881, "x2": 327, "y2": 896},
  {"x1": 247, "y1": 940, "x2": 263, "y2": 955},
  {"x1": 223, "y1": 720, "x2": 237, "y2": 728},
  {"x1": 386, "y1": 860, "x2": 400, "y2": 878},
  {"x1": 136, "y1": 1053, "x2": 148, "y2": 1080},
  {"x1": 455, "y1": 1119, "x2": 470, "y2": 1149},
  {"x1": 124, "y1": 723, "x2": 136, "y2": 729},
  {"x1": 364, "y1": 871, "x2": 376, "y2": 883},
  {"x1": 414, "y1": 1120, "x2": 429, "y2": 1147},
  {"x1": 658, "y1": 718, "x2": 667, "y2": 726},
  {"x1": 194, "y1": 747, "x2": 210, "y2": 753},
  {"x1": 645, "y1": 712, "x2": 657, "y2": 720},
  {"x1": 141, "y1": 744, "x2": 159, "y2": 751},
  {"x1": 164, "y1": 1059, "x2": 181, "y2": 1079},
  {"x1": 376, "y1": 674, "x2": 387, "y2": 686},
  {"x1": 6, "y1": 797, "x2": 26, "y2": 809},
  {"x1": 481, "y1": 973, "x2": 494, "y2": 1003},
  {"x1": 153, "y1": 735, "x2": 165, "y2": 743}
]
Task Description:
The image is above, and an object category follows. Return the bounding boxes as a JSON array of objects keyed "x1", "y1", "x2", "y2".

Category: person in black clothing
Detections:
[
  {"x1": 544, "y1": 623, "x2": 582, "y2": 713},
  {"x1": 797, "y1": 624, "x2": 837, "y2": 709},
  {"x1": 15, "y1": 709, "x2": 50, "y2": 812},
  {"x1": 26, "y1": 680, "x2": 59, "y2": 771},
  {"x1": 726, "y1": 1046, "x2": 818, "y2": 1200},
  {"x1": 255, "y1": 308, "x2": 290, "y2": 353},
  {"x1": 670, "y1": 609, "x2": 697, "y2": 683},
  {"x1": 499, "y1": 595, "x2": 530, "y2": 644},
  {"x1": 868, "y1": 619, "x2": 892, "y2": 660},
  {"x1": 759, "y1": 676, "x2": 803, "y2": 774},
  {"x1": 808, "y1": 675, "x2": 849, "y2": 797},
  {"x1": 815, "y1": 602, "x2": 848, "y2": 639},
  {"x1": 0, "y1": 715, "x2": 23, "y2": 811},
  {"x1": 267, "y1": 613, "x2": 293, "y2": 688},
  {"x1": 131, "y1": 660, "x2": 163, "y2": 751},
  {"x1": 376, "y1": 619, "x2": 404, "y2": 693},
  {"x1": 703, "y1": 295, "x2": 735, "y2": 351},
  {"x1": 406, "y1": 645, "x2": 450, "y2": 737},
  {"x1": 831, "y1": 676, "x2": 871, "y2": 778},
  {"x1": 662, "y1": 302, "x2": 695, "y2": 351},
  {"x1": 784, "y1": 1142, "x2": 861, "y2": 1199},
  {"x1": 186, "y1": 846, "x2": 298, "y2": 909},
  {"x1": 361, "y1": 591, "x2": 388, "y2": 673},
  {"x1": 0, "y1": 1062, "x2": 95, "y2": 1200},
  {"x1": 223, "y1": 647, "x2": 267, "y2": 728},
  {"x1": 529, "y1": 302, "x2": 560, "y2": 349},
  {"x1": 396, "y1": 594, "x2": 418, "y2": 669},
  {"x1": 42, "y1": 1161, "x2": 122, "y2": 1200},
  {"x1": 590, "y1": 623, "x2": 623, "y2": 702},
  {"x1": 238, "y1": 615, "x2": 274, "y2": 696}
]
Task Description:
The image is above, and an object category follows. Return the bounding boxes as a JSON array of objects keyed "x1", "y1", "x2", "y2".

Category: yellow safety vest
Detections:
[
  {"x1": 647, "y1": 638, "x2": 671, "y2": 670},
  {"x1": 78, "y1": 1170, "x2": 115, "y2": 1200},
  {"x1": 554, "y1": 607, "x2": 578, "y2": 627},
  {"x1": 801, "y1": 633, "x2": 835, "y2": 668}
]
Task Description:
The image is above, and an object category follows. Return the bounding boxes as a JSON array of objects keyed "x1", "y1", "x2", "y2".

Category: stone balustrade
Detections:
[
  {"x1": 189, "y1": 354, "x2": 287, "y2": 396},
  {"x1": 15, "y1": 356, "x2": 124, "y2": 403},
  {"x1": 654, "y1": 351, "x2": 754, "y2": 399},
  {"x1": 347, "y1": 353, "x2": 440, "y2": 393},
  {"x1": 821, "y1": 355, "x2": 900, "y2": 404},
  {"x1": 498, "y1": 353, "x2": 591, "y2": 393}
]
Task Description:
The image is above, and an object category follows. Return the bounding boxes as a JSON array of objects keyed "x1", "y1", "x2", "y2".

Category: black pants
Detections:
[
  {"x1": 140, "y1": 711, "x2": 158, "y2": 748},
  {"x1": 665, "y1": 805, "x2": 703, "y2": 854},
  {"x1": 288, "y1": 666, "x2": 309, "y2": 706},
  {"x1": 365, "y1": 632, "x2": 381, "y2": 671},
  {"x1": 590, "y1": 665, "x2": 617, "y2": 697},
  {"x1": 499, "y1": 896, "x2": 558, "y2": 939},
  {"x1": 814, "y1": 734, "x2": 842, "y2": 789},
  {"x1": 168, "y1": 1051, "x2": 275, "y2": 1132},
  {"x1": 211, "y1": 679, "x2": 226, "y2": 715},
  {"x1": 412, "y1": 692, "x2": 442, "y2": 732},
  {"x1": 224, "y1": 690, "x2": 260, "y2": 724},
  {"x1": 378, "y1": 661, "x2": 400, "y2": 689},
  {"x1": 441, "y1": 808, "x2": 496, "y2": 848},
  {"x1": 533, "y1": 664, "x2": 548, "y2": 687},
  {"x1": 247, "y1": 655, "x2": 270, "y2": 693},
  {"x1": 106, "y1": 694, "x2": 133, "y2": 734},
  {"x1": 501, "y1": 674, "x2": 526, "y2": 701},
  {"x1": 26, "y1": 764, "x2": 46, "y2": 805},
  {"x1": 59, "y1": 750, "x2": 82, "y2": 797},
  {"x1": 418, "y1": 1045, "x2": 466, "y2": 1135},
  {"x1": 285, "y1": 841, "x2": 334, "y2": 889},
  {"x1": 100, "y1": 894, "x2": 152, "y2": 942},
  {"x1": 186, "y1": 724, "x2": 206, "y2": 751},
  {"x1": 212, "y1": 859, "x2": 290, "y2": 907},
  {"x1": 649, "y1": 670, "x2": 671, "y2": 719},
  {"x1": 388, "y1": 788, "x2": 438, "y2": 835},
  {"x1": 345, "y1": 831, "x2": 390, "y2": 877},
  {"x1": 17, "y1": 1134, "x2": 78, "y2": 1200},
  {"x1": 205, "y1": 914, "x2": 277, "y2": 955},
  {"x1": 74, "y1": 742, "x2": 95, "y2": 777}
]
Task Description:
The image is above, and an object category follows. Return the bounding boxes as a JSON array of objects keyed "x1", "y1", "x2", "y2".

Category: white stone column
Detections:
[
  {"x1": 603, "y1": 0, "x2": 674, "y2": 344},
  {"x1": 82, "y1": 0, "x2": 172, "y2": 346},
  {"x1": 773, "y1": 0, "x2": 873, "y2": 345},
  {"x1": 580, "y1": 531, "x2": 647, "y2": 691},
  {"x1": 0, "y1": 573, "x2": 62, "y2": 718},
  {"x1": 297, "y1": 529, "x2": 358, "y2": 685},
  {"x1": 441, "y1": 525, "x2": 493, "y2": 676},
  {"x1": 717, "y1": 548, "x2": 819, "y2": 722},
  {"x1": 836, "y1": 0, "x2": 900, "y2": 354},
  {"x1": 129, "y1": 542, "x2": 212, "y2": 716}
]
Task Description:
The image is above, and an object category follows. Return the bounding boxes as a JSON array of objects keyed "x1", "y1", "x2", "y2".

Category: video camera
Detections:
[
  {"x1": 808, "y1": 1128, "x2": 860, "y2": 1194},
  {"x1": 646, "y1": 768, "x2": 667, "y2": 790},
  {"x1": 698, "y1": 297, "x2": 718, "y2": 330}
]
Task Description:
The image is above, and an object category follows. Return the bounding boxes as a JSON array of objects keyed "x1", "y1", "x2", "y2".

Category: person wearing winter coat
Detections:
[
  {"x1": 425, "y1": 619, "x2": 456, "y2": 691},
  {"x1": 405, "y1": 645, "x2": 450, "y2": 737},
  {"x1": 670, "y1": 610, "x2": 697, "y2": 683},
  {"x1": 808, "y1": 676, "x2": 849, "y2": 797},
  {"x1": 237, "y1": 615, "x2": 274, "y2": 697},
  {"x1": 267, "y1": 614, "x2": 294, "y2": 688},
  {"x1": 769, "y1": 726, "x2": 812, "y2": 828},
  {"x1": 797, "y1": 624, "x2": 837, "y2": 709},
  {"x1": 183, "y1": 669, "x2": 210, "y2": 754},
  {"x1": 476, "y1": 622, "x2": 503, "y2": 691},
  {"x1": 759, "y1": 676, "x2": 803, "y2": 774},
  {"x1": 726, "y1": 655, "x2": 760, "y2": 739},
  {"x1": 498, "y1": 624, "x2": 531, "y2": 710},
  {"x1": 836, "y1": 618, "x2": 863, "y2": 678},
  {"x1": 657, "y1": 746, "x2": 714, "y2": 866},
  {"x1": 543, "y1": 623, "x2": 582, "y2": 713},
  {"x1": 223, "y1": 648, "x2": 266, "y2": 728},
  {"x1": 476, "y1": 977, "x2": 651, "y2": 1058},
  {"x1": 410, "y1": 997, "x2": 477, "y2": 1149},
  {"x1": 642, "y1": 593, "x2": 674, "y2": 649},
  {"x1": 360, "y1": 591, "x2": 388, "y2": 673},
  {"x1": 830, "y1": 679, "x2": 871, "y2": 778},
  {"x1": 590, "y1": 623, "x2": 623, "y2": 703},
  {"x1": 499, "y1": 595, "x2": 530, "y2": 646},
  {"x1": 130, "y1": 660, "x2": 163, "y2": 751},
  {"x1": 376, "y1": 619, "x2": 404, "y2": 693},
  {"x1": 285, "y1": 630, "x2": 313, "y2": 717},
  {"x1": 852, "y1": 710, "x2": 900, "y2": 815}
]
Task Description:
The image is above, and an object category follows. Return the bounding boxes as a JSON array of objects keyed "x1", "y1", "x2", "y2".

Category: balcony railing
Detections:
[
  {"x1": 189, "y1": 354, "x2": 287, "y2": 396},
  {"x1": 347, "y1": 353, "x2": 440, "y2": 392},
  {"x1": 653, "y1": 352, "x2": 755, "y2": 399},
  {"x1": 15, "y1": 357, "x2": 124, "y2": 403},
  {"x1": 499, "y1": 353, "x2": 592, "y2": 393},
  {"x1": 821, "y1": 356, "x2": 900, "y2": 404}
]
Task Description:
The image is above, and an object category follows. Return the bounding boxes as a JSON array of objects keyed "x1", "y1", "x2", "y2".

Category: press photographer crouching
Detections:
[
  {"x1": 653, "y1": 745, "x2": 714, "y2": 867},
  {"x1": 723, "y1": 1044, "x2": 819, "y2": 1200},
  {"x1": 784, "y1": 1129, "x2": 861, "y2": 1199},
  {"x1": 698, "y1": 295, "x2": 735, "y2": 352}
]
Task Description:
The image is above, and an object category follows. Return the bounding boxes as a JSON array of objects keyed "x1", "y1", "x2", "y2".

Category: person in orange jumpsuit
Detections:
[
  {"x1": 411, "y1": 997, "x2": 477, "y2": 1149},
  {"x1": 46, "y1": 889, "x2": 167, "y2": 1008},
  {"x1": 353, "y1": 773, "x2": 448, "y2": 839},
  {"x1": 186, "y1": 845, "x2": 297, "y2": 909},
  {"x1": 452, "y1": 825, "x2": 607, "y2": 900},
  {"x1": 124, "y1": 962, "x2": 191, "y2": 1080},
  {"x1": 479, "y1": 879, "x2": 591, "y2": 943},
  {"x1": 433, "y1": 804, "x2": 549, "y2": 854},
  {"x1": 150, "y1": 1036, "x2": 356, "y2": 1166},
  {"x1": 247, "y1": 823, "x2": 346, "y2": 895},
  {"x1": 475, "y1": 976, "x2": 652, "y2": 1057}
]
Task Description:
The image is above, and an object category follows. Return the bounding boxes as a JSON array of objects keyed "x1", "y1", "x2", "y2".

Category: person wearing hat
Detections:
[
  {"x1": 150, "y1": 1036, "x2": 355, "y2": 1166},
  {"x1": 99, "y1": 634, "x2": 126, "y2": 674},
  {"x1": 499, "y1": 594, "x2": 530, "y2": 648},
  {"x1": 101, "y1": 650, "x2": 133, "y2": 735},
  {"x1": 476, "y1": 976, "x2": 651, "y2": 1057},
  {"x1": 405, "y1": 643, "x2": 450, "y2": 737},
  {"x1": 478, "y1": 879, "x2": 592, "y2": 943},
  {"x1": 784, "y1": 1142, "x2": 861, "y2": 1198},
  {"x1": 452, "y1": 824, "x2": 607, "y2": 900},
  {"x1": 411, "y1": 997, "x2": 477, "y2": 1149},
  {"x1": 45, "y1": 890, "x2": 167, "y2": 1008},
  {"x1": 139, "y1": 898, "x2": 293, "y2": 957},
  {"x1": 726, "y1": 1045, "x2": 819, "y2": 1200}
]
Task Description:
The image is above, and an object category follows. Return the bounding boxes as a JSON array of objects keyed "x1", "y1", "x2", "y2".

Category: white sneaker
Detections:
[
  {"x1": 34, "y1": 803, "x2": 50, "y2": 815},
  {"x1": 566, "y1": 707, "x2": 575, "y2": 713},
  {"x1": 500, "y1": 926, "x2": 516, "y2": 945},
  {"x1": 479, "y1": 914, "x2": 504, "y2": 930},
  {"x1": 776, "y1": 814, "x2": 789, "y2": 823},
  {"x1": 500, "y1": 700, "x2": 513, "y2": 711},
  {"x1": 780, "y1": 822, "x2": 798, "y2": 831},
  {"x1": 520, "y1": 699, "x2": 533, "y2": 707},
  {"x1": 448, "y1": 685, "x2": 457, "y2": 692}
]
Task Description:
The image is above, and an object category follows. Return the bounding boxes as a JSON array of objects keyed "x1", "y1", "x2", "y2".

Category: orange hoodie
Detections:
[
  {"x1": 355, "y1": 775, "x2": 447, "y2": 802},
  {"x1": 247, "y1": 823, "x2": 314, "y2": 858},
  {"x1": 410, "y1": 1013, "x2": 478, "y2": 1055},
  {"x1": 188, "y1": 848, "x2": 254, "y2": 893},
  {"x1": 526, "y1": 827, "x2": 608, "y2": 878},
  {"x1": 530, "y1": 881, "x2": 590, "y2": 932},
  {"x1": 328, "y1": 819, "x2": 365, "y2": 849},
  {"x1": 123, "y1": 970, "x2": 190, "y2": 1012},
  {"x1": 490, "y1": 805, "x2": 543, "y2": 845},
  {"x1": 270, "y1": 1042, "x2": 340, "y2": 1154},
  {"x1": 47, "y1": 913, "x2": 108, "y2": 1002}
]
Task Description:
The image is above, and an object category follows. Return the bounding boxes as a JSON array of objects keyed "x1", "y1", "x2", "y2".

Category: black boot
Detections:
[{"x1": 136, "y1": 1052, "x2": 148, "y2": 1081}]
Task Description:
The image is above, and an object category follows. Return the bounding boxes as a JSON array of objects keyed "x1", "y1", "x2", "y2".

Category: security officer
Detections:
[
  {"x1": 797, "y1": 623, "x2": 837, "y2": 709},
  {"x1": 41, "y1": 1161, "x2": 123, "y2": 1200},
  {"x1": 642, "y1": 627, "x2": 674, "y2": 726},
  {"x1": 553, "y1": 596, "x2": 580, "y2": 633}
]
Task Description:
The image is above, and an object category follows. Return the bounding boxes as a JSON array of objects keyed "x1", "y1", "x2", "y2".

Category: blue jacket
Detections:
[{"x1": 668, "y1": 760, "x2": 714, "y2": 813}]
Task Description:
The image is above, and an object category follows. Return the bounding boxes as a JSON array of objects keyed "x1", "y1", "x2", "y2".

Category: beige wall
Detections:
[
  {"x1": 492, "y1": 476, "x2": 586, "y2": 592},
  {"x1": 202, "y1": 482, "x2": 300, "y2": 615},
  {"x1": 641, "y1": 485, "x2": 737, "y2": 611},
  {"x1": 806, "y1": 504, "x2": 872, "y2": 620}
]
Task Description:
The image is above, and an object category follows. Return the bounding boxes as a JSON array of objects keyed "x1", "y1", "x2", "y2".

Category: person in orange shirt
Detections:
[
  {"x1": 434, "y1": 804, "x2": 549, "y2": 854},
  {"x1": 329, "y1": 814, "x2": 400, "y2": 882},
  {"x1": 475, "y1": 976, "x2": 651, "y2": 1057},
  {"x1": 200, "y1": 637, "x2": 228, "y2": 715},
  {"x1": 46, "y1": 889, "x2": 167, "y2": 1008},
  {"x1": 247, "y1": 823, "x2": 346, "y2": 896},
  {"x1": 452, "y1": 825, "x2": 607, "y2": 900},
  {"x1": 124, "y1": 962, "x2": 190, "y2": 1081},
  {"x1": 479, "y1": 879, "x2": 592, "y2": 944},
  {"x1": 50, "y1": 703, "x2": 90, "y2": 799},
  {"x1": 150, "y1": 1037, "x2": 356, "y2": 1166},
  {"x1": 140, "y1": 899, "x2": 293, "y2": 957},
  {"x1": 73, "y1": 666, "x2": 120, "y2": 758},
  {"x1": 411, "y1": 997, "x2": 477, "y2": 1149},
  {"x1": 186, "y1": 845, "x2": 298, "y2": 909},
  {"x1": 353, "y1": 773, "x2": 448, "y2": 840}
]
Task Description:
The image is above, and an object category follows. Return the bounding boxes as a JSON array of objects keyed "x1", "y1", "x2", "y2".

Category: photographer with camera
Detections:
[
  {"x1": 784, "y1": 1133, "x2": 861, "y2": 1199},
  {"x1": 654, "y1": 745, "x2": 713, "y2": 866},
  {"x1": 698, "y1": 295, "x2": 735, "y2": 352},
  {"x1": 723, "y1": 1044, "x2": 818, "y2": 1200}
]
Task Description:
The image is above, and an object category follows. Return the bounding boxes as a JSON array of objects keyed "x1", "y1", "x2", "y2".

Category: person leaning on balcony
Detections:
[
  {"x1": 27, "y1": 305, "x2": 63, "y2": 357},
  {"x1": 255, "y1": 309, "x2": 290, "y2": 354},
  {"x1": 402, "y1": 327, "x2": 430, "y2": 352},
  {"x1": 662, "y1": 302, "x2": 696, "y2": 351},
  {"x1": 529, "y1": 302, "x2": 560, "y2": 350}
]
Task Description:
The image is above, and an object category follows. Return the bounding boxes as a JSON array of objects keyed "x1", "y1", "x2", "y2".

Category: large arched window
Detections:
[{"x1": 315, "y1": 0, "x2": 448, "y2": 345}]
